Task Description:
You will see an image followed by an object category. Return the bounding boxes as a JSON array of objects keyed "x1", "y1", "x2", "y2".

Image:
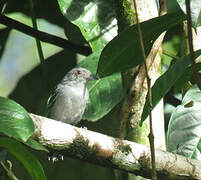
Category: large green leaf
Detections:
[
  {"x1": 177, "y1": 0, "x2": 201, "y2": 28},
  {"x1": 0, "y1": 97, "x2": 34, "y2": 142},
  {"x1": 79, "y1": 51, "x2": 124, "y2": 121},
  {"x1": 167, "y1": 86, "x2": 201, "y2": 160},
  {"x1": 141, "y1": 50, "x2": 201, "y2": 123},
  {"x1": 97, "y1": 12, "x2": 186, "y2": 77},
  {"x1": 0, "y1": 137, "x2": 46, "y2": 180},
  {"x1": 174, "y1": 62, "x2": 201, "y2": 92},
  {"x1": 57, "y1": 0, "x2": 117, "y2": 51}
]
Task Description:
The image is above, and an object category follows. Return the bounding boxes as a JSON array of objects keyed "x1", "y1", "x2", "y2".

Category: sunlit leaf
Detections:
[
  {"x1": 167, "y1": 86, "x2": 201, "y2": 160},
  {"x1": 177, "y1": 0, "x2": 201, "y2": 28},
  {"x1": 0, "y1": 97, "x2": 34, "y2": 142},
  {"x1": 57, "y1": 0, "x2": 117, "y2": 51}
]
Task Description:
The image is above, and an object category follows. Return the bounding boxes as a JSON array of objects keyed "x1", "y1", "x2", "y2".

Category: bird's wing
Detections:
[{"x1": 46, "y1": 90, "x2": 58, "y2": 117}]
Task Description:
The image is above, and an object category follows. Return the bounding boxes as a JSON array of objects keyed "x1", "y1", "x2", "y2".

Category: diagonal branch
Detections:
[
  {"x1": 0, "y1": 14, "x2": 92, "y2": 56},
  {"x1": 30, "y1": 113, "x2": 201, "y2": 180}
]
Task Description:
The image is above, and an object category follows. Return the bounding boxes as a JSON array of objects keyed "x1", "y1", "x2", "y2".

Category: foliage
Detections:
[
  {"x1": 0, "y1": 97, "x2": 47, "y2": 179},
  {"x1": 57, "y1": 0, "x2": 117, "y2": 51},
  {"x1": 0, "y1": 96, "x2": 34, "y2": 142},
  {"x1": 167, "y1": 86, "x2": 201, "y2": 161},
  {"x1": 79, "y1": 51, "x2": 124, "y2": 121},
  {"x1": 97, "y1": 12, "x2": 186, "y2": 77},
  {"x1": 0, "y1": 0, "x2": 201, "y2": 179},
  {"x1": 141, "y1": 50, "x2": 201, "y2": 123},
  {"x1": 0, "y1": 137, "x2": 46, "y2": 180},
  {"x1": 176, "y1": 0, "x2": 201, "y2": 28}
]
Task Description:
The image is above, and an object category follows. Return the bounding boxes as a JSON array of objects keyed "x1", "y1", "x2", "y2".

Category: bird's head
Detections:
[{"x1": 63, "y1": 67, "x2": 99, "y2": 84}]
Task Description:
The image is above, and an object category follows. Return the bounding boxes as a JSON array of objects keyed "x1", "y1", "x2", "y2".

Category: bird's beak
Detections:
[{"x1": 89, "y1": 74, "x2": 99, "y2": 81}]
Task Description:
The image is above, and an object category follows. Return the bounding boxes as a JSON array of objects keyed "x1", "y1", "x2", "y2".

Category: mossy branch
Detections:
[{"x1": 30, "y1": 113, "x2": 201, "y2": 180}]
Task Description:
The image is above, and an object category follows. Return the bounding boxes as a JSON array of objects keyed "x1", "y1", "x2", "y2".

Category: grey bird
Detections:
[{"x1": 48, "y1": 67, "x2": 98, "y2": 125}]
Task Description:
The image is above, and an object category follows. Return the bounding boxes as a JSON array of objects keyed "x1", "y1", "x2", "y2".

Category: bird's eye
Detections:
[{"x1": 76, "y1": 70, "x2": 81, "y2": 75}]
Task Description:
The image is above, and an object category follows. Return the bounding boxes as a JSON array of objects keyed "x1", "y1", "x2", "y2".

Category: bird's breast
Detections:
[
  {"x1": 62, "y1": 85, "x2": 89, "y2": 101},
  {"x1": 53, "y1": 84, "x2": 89, "y2": 124}
]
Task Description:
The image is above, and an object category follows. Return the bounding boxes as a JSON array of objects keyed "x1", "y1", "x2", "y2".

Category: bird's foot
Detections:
[{"x1": 48, "y1": 152, "x2": 64, "y2": 163}]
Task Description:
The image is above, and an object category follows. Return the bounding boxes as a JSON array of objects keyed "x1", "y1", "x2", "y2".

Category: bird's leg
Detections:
[{"x1": 48, "y1": 151, "x2": 64, "y2": 163}]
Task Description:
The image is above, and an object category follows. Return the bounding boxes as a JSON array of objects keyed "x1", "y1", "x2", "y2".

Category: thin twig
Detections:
[
  {"x1": 132, "y1": 0, "x2": 156, "y2": 180},
  {"x1": 119, "y1": 32, "x2": 166, "y2": 139},
  {"x1": 0, "y1": 0, "x2": 6, "y2": 13},
  {"x1": 29, "y1": 0, "x2": 51, "y2": 93},
  {"x1": 119, "y1": 1, "x2": 167, "y2": 138},
  {"x1": 0, "y1": 14, "x2": 92, "y2": 56},
  {"x1": 0, "y1": 161, "x2": 18, "y2": 180},
  {"x1": 185, "y1": 0, "x2": 201, "y2": 90}
]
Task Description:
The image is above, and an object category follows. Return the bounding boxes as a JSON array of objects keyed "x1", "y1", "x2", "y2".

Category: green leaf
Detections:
[
  {"x1": 177, "y1": 0, "x2": 201, "y2": 28},
  {"x1": 141, "y1": 50, "x2": 201, "y2": 123},
  {"x1": 174, "y1": 62, "x2": 201, "y2": 92},
  {"x1": 57, "y1": 0, "x2": 117, "y2": 51},
  {"x1": 162, "y1": 35, "x2": 181, "y2": 66},
  {"x1": 0, "y1": 137, "x2": 46, "y2": 180},
  {"x1": 97, "y1": 12, "x2": 186, "y2": 77},
  {"x1": 0, "y1": 97, "x2": 34, "y2": 142},
  {"x1": 25, "y1": 138, "x2": 49, "y2": 152},
  {"x1": 167, "y1": 86, "x2": 201, "y2": 160},
  {"x1": 79, "y1": 51, "x2": 124, "y2": 121}
]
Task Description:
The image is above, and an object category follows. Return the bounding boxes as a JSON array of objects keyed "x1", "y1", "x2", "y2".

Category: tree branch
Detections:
[
  {"x1": 30, "y1": 113, "x2": 201, "y2": 180},
  {"x1": 0, "y1": 14, "x2": 92, "y2": 56}
]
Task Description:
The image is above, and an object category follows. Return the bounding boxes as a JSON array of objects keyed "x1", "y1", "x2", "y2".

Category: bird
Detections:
[{"x1": 48, "y1": 67, "x2": 98, "y2": 125}]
